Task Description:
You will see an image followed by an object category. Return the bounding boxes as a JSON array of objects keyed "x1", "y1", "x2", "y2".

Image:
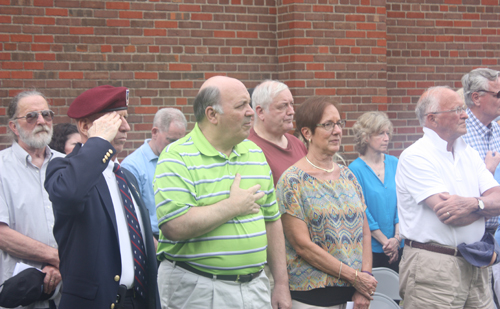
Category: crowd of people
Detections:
[{"x1": 1, "y1": 67, "x2": 500, "y2": 309}]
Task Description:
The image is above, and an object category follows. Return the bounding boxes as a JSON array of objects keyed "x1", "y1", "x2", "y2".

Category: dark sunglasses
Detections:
[
  {"x1": 477, "y1": 90, "x2": 500, "y2": 99},
  {"x1": 14, "y1": 110, "x2": 54, "y2": 123}
]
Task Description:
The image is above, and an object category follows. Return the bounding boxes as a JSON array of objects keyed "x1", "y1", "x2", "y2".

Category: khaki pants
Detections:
[
  {"x1": 400, "y1": 245, "x2": 493, "y2": 309},
  {"x1": 157, "y1": 260, "x2": 272, "y2": 309}
]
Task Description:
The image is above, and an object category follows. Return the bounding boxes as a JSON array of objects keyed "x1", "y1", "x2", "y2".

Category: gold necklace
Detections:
[{"x1": 306, "y1": 156, "x2": 335, "y2": 173}]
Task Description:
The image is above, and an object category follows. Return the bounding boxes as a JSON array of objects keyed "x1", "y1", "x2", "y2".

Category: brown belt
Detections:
[{"x1": 405, "y1": 239, "x2": 462, "y2": 257}]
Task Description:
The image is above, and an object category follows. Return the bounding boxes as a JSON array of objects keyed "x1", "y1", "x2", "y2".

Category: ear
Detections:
[
  {"x1": 471, "y1": 92, "x2": 481, "y2": 107},
  {"x1": 77, "y1": 118, "x2": 91, "y2": 139},
  {"x1": 205, "y1": 106, "x2": 219, "y2": 125},
  {"x1": 8, "y1": 120, "x2": 19, "y2": 138},
  {"x1": 301, "y1": 127, "x2": 312, "y2": 142},
  {"x1": 151, "y1": 127, "x2": 159, "y2": 139},
  {"x1": 255, "y1": 105, "x2": 265, "y2": 121},
  {"x1": 425, "y1": 113, "x2": 437, "y2": 127}
]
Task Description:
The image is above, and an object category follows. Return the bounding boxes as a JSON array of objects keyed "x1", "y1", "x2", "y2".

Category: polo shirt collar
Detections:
[
  {"x1": 423, "y1": 127, "x2": 467, "y2": 154},
  {"x1": 141, "y1": 139, "x2": 158, "y2": 162},
  {"x1": 12, "y1": 141, "x2": 53, "y2": 168},
  {"x1": 191, "y1": 123, "x2": 248, "y2": 159},
  {"x1": 466, "y1": 108, "x2": 497, "y2": 138}
]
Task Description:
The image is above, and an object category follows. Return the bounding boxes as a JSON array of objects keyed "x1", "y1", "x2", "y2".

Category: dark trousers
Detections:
[{"x1": 372, "y1": 248, "x2": 403, "y2": 273}]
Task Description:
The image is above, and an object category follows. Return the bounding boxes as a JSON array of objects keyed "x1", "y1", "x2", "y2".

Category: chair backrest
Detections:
[
  {"x1": 372, "y1": 267, "x2": 401, "y2": 301},
  {"x1": 370, "y1": 292, "x2": 401, "y2": 309}
]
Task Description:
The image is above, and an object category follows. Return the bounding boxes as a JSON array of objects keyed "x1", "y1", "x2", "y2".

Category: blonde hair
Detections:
[{"x1": 353, "y1": 111, "x2": 393, "y2": 155}]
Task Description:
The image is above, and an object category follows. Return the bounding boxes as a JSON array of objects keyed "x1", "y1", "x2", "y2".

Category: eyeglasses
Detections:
[
  {"x1": 14, "y1": 110, "x2": 54, "y2": 123},
  {"x1": 477, "y1": 89, "x2": 500, "y2": 99},
  {"x1": 316, "y1": 120, "x2": 346, "y2": 131},
  {"x1": 425, "y1": 106, "x2": 466, "y2": 116}
]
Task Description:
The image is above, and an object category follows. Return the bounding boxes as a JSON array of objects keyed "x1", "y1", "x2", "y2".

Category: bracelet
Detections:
[
  {"x1": 338, "y1": 262, "x2": 343, "y2": 281},
  {"x1": 362, "y1": 270, "x2": 373, "y2": 276}
]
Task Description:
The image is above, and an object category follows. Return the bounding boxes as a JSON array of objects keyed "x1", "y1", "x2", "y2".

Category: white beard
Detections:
[{"x1": 16, "y1": 122, "x2": 53, "y2": 149}]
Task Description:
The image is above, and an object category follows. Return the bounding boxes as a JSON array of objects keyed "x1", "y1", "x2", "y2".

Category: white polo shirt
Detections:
[{"x1": 396, "y1": 127, "x2": 499, "y2": 246}]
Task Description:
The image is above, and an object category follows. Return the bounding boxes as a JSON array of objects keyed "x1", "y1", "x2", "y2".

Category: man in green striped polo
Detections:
[{"x1": 154, "y1": 76, "x2": 292, "y2": 309}]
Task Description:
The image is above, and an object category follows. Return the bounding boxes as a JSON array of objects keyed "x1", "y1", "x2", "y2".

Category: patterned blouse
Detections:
[{"x1": 276, "y1": 165, "x2": 367, "y2": 291}]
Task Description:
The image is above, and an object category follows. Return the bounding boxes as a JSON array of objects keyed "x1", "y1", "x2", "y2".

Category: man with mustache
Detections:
[
  {"x1": 154, "y1": 76, "x2": 291, "y2": 309},
  {"x1": 396, "y1": 86, "x2": 500, "y2": 308},
  {"x1": 249, "y1": 80, "x2": 307, "y2": 187},
  {"x1": 0, "y1": 91, "x2": 64, "y2": 308},
  {"x1": 44, "y1": 86, "x2": 160, "y2": 309}
]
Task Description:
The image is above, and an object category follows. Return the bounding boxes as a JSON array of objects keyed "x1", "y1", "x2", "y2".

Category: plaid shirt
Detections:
[{"x1": 462, "y1": 108, "x2": 500, "y2": 232}]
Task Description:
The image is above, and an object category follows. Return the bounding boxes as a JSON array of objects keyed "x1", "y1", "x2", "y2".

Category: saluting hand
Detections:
[{"x1": 87, "y1": 112, "x2": 122, "y2": 143}]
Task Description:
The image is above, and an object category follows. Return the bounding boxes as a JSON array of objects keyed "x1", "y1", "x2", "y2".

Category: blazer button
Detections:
[
  {"x1": 114, "y1": 275, "x2": 120, "y2": 282},
  {"x1": 110, "y1": 303, "x2": 115, "y2": 309},
  {"x1": 102, "y1": 158, "x2": 107, "y2": 163},
  {"x1": 109, "y1": 149, "x2": 113, "y2": 154}
]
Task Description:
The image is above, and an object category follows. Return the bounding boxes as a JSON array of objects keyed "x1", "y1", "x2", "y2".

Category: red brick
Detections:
[
  {"x1": 107, "y1": 19, "x2": 130, "y2": 27},
  {"x1": 318, "y1": 46, "x2": 328, "y2": 53},
  {"x1": 155, "y1": 21, "x2": 177, "y2": 28},
  {"x1": 346, "y1": 31, "x2": 365, "y2": 38},
  {"x1": 33, "y1": 17, "x2": 55, "y2": 25},
  {"x1": 191, "y1": 14, "x2": 212, "y2": 21},
  {"x1": 135, "y1": 72, "x2": 157, "y2": 79},
  {"x1": 482, "y1": 59, "x2": 497, "y2": 65},
  {"x1": 12, "y1": 71, "x2": 33, "y2": 79},
  {"x1": 315, "y1": 72, "x2": 335, "y2": 79},
  {"x1": 179, "y1": 5, "x2": 201, "y2": 12},
  {"x1": 119, "y1": 11, "x2": 143, "y2": 19},
  {"x1": 436, "y1": 36, "x2": 453, "y2": 42},
  {"x1": 59, "y1": 72, "x2": 83, "y2": 79},
  {"x1": 145, "y1": 29, "x2": 166, "y2": 36},
  {"x1": 34, "y1": 0, "x2": 53, "y2": 6},
  {"x1": 371, "y1": 47, "x2": 386, "y2": 54},
  {"x1": 439, "y1": 5, "x2": 449, "y2": 11},
  {"x1": 313, "y1": 5, "x2": 333, "y2": 13},
  {"x1": 290, "y1": 38, "x2": 313, "y2": 45},
  {"x1": 416, "y1": 36, "x2": 435, "y2": 42},
  {"x1": 289, "y1": 22, "x2": 311, "y2": 29},
  {"x1": 351, "y1": 47, "x2": 361, "y2": 54},
  {"x1": 306, "y1": 63, "x2": 324, "y2": 70},
  {"x1": 35, "y1": 53, "x2": 55, "y2": 61},
  {"x1": 315, "y1": 88, "x2": 336, "y2": 95},
  {"x1": 34, "y1": 35, "x2": 53, "y2": 43},
  {"x1": 454, "y1": 21, "x2": 471, "y2": 27},
  {"x1": 24, "y1": 62, "x2": 44, "y2": 70},
  {"x1": 0, "y1": 16, "x2": 11, "y2": 23},
  {"x1": 232, "y1": 47, "x2": 242, "y2": 54},
  {"x1": 450, "y1": 51, "x2": 459, "y2": 57},
  {"x1": 214, "y1": 31, "x2": 235, "y2": 38},
  {"x1": 70, "y1": 27, "x2": 94, "y2": 35},
  {"x1": 171, "y1": 81, "x2": 193, "y2": 88},
  {"x1": 398, "y1": 81, "x2": 416, "y2": 88},
  {"x1": 481, "y1": 0, "x2": 498, "y2": 4},
  {"x1": 336, "y1": 39, "x2": 355, "y2": 46},
  {"x1": 106, "y1": 2, "x2": 129, "y2": 9},
  {"x1": 356, "y1": 7, "x2": 375, "y2": 14},
  {"x1": 169, "y1": 63, "x2": 191, "y2": 71},
  {"x1": 149, "y1": 46, "x2": 159, "y2": 53},
  {"x1": 0, "y1": 71, "x2": 9, "y2": 78},
  {"x1": 101, "y1": 45, "x2": 112, "y2": 53},
  {"x1": 46, "y1": 8, "x2": 68, "y2": 16},
  {"x1": 31, "y1": 44, "x2": 51, "y2": 51},
  {"x1": 290, "y1": 55, "x2": 314, "y2": 62},
  {"x1": 407, "y1": 12, "x2": 424, "y2": 19},
  {"x1": 237, "y1": 31, "x2": 258, "y2": 38},
  {"x1": 135, "y1": 106, "x2": 158, "y2": 114},
  {"x1": 176, "y1": 98, "x2": 187, "y2": 105},
  {"x1": 11, "y1": 35, "x2": 32, "y2": 42},
  {"x1": 3, "y1": 62, "x2": 23, "y2": 69},
  {"x1": 346, "y1": 15, "x2": 365, "y2": 22},
  {"x1": 387, "y1": 12, "x2": 405, "y2": 18},
  {"x1": 283, "y1": 0, "x2": 304, "y2": 3}
]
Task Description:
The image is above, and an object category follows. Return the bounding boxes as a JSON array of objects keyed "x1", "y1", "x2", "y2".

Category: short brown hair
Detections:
[{"x1": 295, "y1": 96, "x2": 340, "y2": 146}]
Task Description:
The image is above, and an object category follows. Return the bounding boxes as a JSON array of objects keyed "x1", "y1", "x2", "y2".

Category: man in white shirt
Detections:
[
  {"x1": 396, "y1": 86, "x2": 500, "y2": 308},
  {"x1": 0, "y1": 91, "x2": 63, "y2": 309}
]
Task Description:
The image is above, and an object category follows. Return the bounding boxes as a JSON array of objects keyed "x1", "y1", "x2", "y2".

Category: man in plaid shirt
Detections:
[{"x1": 462, "y1": 68, "x2": 500, "y2": 235}]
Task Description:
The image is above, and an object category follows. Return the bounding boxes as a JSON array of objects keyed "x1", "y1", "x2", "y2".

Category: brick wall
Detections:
[{"x1": 1, "y1": 0, "x2": 499, "y2": 161}]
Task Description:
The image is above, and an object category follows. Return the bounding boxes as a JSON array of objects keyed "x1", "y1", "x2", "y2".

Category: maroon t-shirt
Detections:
[{"x1": 248, "y1": 128, "x2": 307, "y2": 187}]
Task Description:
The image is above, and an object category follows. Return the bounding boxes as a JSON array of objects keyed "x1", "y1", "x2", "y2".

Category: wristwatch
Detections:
[{"x1": 476, "y1": 198, "x2": 485, "y2": 211}]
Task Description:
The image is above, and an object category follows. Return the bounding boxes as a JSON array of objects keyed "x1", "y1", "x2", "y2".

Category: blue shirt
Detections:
[
  {"x1": 462, "y1": 108, "x2": 500, "y2": 231},
  {"x1": 122, "y1": 139, "x2": 159, "y2": 235},
  {"x1": 349, "y1": 155, "x2": 402, "y2": 253}
]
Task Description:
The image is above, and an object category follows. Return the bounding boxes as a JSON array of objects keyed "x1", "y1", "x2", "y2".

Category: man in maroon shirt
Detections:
[{"x1": 249, "y1": 80, "x2": 307, "y2": 187}]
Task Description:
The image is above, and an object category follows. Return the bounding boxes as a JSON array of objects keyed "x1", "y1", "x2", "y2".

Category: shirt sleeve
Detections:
[
  {"x1": 276, "y1": 169, "x2": 306, "y2": 222},
  {"x1": 154, "y1": 149, "x2": 196, "y2": 228},
  {"x1": 348, "y1": 164, "x2": 378, "y2": 230}
]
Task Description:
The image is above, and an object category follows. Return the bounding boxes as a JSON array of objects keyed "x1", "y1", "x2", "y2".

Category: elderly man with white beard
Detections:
[{"x1": 0, "y1": 90, "x2": 64, "y2": 309}]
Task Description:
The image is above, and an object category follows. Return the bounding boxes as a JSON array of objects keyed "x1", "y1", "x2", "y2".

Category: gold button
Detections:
[
  {"x1": 114, "y1": 275, "x2": 120, "y2": 282},
  {"x1": 102, "y1": 158, "x2": 106, "y2": 163},
  {"x1": 110, "y1": 304, "x2": 115, "y2": 309},
  {"x1": 105, "y1": 154, "x2": 110, "y2": 159},
  {"x1": 109, "y1": 149, "x2": 113, "y2": 154}
]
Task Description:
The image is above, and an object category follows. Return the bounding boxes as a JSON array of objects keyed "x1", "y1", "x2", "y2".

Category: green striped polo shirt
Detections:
[{"x1": 154, "y1": 123, "x2": 280, "y2": 275}]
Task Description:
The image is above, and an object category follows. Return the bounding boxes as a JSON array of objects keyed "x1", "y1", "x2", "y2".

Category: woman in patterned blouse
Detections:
[{"x1": 276, "y1": 96, "x2": 377, "y2": 309}]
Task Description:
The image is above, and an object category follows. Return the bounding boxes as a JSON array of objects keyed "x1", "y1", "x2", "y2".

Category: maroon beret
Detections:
[{"x1": 68, "y1": 85, "x2": 129, "y2": 119}]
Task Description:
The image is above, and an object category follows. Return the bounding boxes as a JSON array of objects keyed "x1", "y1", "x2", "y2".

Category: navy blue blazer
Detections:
[{"x1": 45, "y1": 137, "x2": 160, "y2": 309}]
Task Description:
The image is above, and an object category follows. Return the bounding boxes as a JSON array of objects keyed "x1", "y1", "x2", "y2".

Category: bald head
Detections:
[{"x1": 194, "y1": 76, "x2": 249, "y2": 123}]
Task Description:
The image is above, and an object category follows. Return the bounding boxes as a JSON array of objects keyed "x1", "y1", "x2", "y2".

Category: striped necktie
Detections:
[{"x1": 113, "y1": 163, "x2": 148, "y2": 298}]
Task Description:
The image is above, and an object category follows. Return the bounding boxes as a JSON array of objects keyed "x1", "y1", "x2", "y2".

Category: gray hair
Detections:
[
  {"x1": 251, "y1": 80, "x2": 289, "y2": 111},
  {"x1": 415, "y1": 86, "x2": 451, "y2": 126},
  {"x1": 153, "y1": 108, "x2": 187, "y2": 132},
  {"x1": 462, "y1": 68, "x2": 500, "y2": 107},
  {"x1": 8, "y1": 90, "x2": 49, "y2": 140},
  {"x1": 8, "y1": 90, "x2": 48, "y2": 120},
  {"x1": 193, "y1": 86, "x2": 224, "y2": 123}
]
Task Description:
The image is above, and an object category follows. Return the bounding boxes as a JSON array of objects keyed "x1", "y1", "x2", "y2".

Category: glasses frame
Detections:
[
  {"x1": 476, "y1": 89, "x2": 500, "y2": 99},
  {"x1": 425, "y1": 106, "x2": 466, "y2": 116},
  {"x1": 13, "y1": 110, "x2": 54, "y2": 124},
  {"x1": 316, "y1": 120, "x2": 346, "y2": 132}
]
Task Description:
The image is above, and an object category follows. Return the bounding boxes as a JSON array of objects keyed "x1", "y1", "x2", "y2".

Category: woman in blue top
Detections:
[{"x1": 349, "y1": 111, "x2": 403, "y2": 272}]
